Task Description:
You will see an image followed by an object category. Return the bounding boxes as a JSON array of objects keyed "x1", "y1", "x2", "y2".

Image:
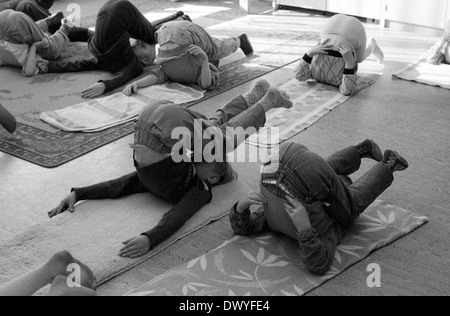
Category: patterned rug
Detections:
[
  {"x1": 0, "y1": 33, "x2": 318, "y2": 168},
  {"x1": 125, "y1": 200, "x2": 428, "y2": 296}
]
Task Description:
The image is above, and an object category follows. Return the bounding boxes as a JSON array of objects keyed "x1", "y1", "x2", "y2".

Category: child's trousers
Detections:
[
  {"x1": 261, "y1": 142, "x2": 394, "y2": 228},
  {"x1": 0, "y1": 9, "x2": 68, "y2": 60},
  {"x1": 157, "y1": 20, "x2": 240, "y2": 63}
]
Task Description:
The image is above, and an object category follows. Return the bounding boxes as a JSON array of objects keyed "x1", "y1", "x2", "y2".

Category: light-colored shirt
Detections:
[{"x1": 0, "y1": 39, "x2": 46, "y2": 76}]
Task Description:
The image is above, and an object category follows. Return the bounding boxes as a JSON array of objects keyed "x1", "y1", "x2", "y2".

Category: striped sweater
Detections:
[
  {"x1": 295, "y1": 53, "x2": 358, "y2": 96},
  {"x1": 229, "y1": 185, "x2": 344, "y2": 276}
]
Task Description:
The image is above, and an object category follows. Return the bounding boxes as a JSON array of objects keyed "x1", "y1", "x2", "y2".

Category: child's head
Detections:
[
  {"x1": 194, "y1": 161, "x2": 237, "y2": 186},
  {"x1": 133, "y1": 40, "x2": 156, "y2": 66}
]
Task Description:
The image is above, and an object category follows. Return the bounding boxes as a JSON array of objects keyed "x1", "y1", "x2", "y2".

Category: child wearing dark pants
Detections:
[
  {"x1": 230, "y1": 140, "x2": 409, "y2": 275},
  {"x1": 46, "y1": 0, "x2": 158, "y2": 98},
  {"x1": 7, "y1": 0, "x2": 55, "y2": 22},
  {"x1": 48, "y1": 80, "x2": 293, "y2": 260}
]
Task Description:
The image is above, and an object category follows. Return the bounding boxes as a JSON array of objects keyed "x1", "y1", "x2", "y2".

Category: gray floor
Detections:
[{"x1": 0, "y1": 0, "x2": 449, "y2": 296}]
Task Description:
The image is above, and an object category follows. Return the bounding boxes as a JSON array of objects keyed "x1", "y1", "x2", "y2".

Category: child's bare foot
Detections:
[
  {"x1": 46, "y1": 275, "x2": 97, "y2": 297},
  {"x1": 259, "y1": 87, "x2": 293, "y2": 111},
  {"x1": 244, "y1": 79, "x2": 271, "y2": 106},
  {"x1": 370, "y1": 38, "x2": 384, "y2": 63},
  {"x1": 46, "y1": 251, "x2": 97, "y2": 290}
]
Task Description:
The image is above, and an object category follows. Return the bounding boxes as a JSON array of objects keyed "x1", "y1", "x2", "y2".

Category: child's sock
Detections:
[
  {"x1": 258, "y1": 87, "x2": 293, "y2": 112},
  {"x1": 244, "y1": 80, "x2": 270, "y2": 106}
]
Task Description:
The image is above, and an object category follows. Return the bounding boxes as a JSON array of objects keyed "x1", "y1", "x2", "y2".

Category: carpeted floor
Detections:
[
  {"x1": 0, "y1": 179, "x2": 249, "y2": 288},
  {"x1": 0, "y1": 31, "x2": 319, "y2": 168}
]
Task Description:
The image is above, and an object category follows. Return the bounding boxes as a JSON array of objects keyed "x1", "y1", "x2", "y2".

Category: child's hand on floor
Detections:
[
  {"x1": 119, "y1": 236, "x2": 151, "y2": 259},
  {"x1": 284, "y1": 196, "x2": 312, "y2": 233},
  {"x1": 123, "y1": 82, "x2": 138, "y2": 96},
  {"x1": 82, "y1": 82, "x2": 106, "y2": 98},
  {"x1": 236, "y1": 191, "x2": 268, "y2": 214},
  {"x1": 48, "y1": 192, "x2": 77, "y2": 218}
]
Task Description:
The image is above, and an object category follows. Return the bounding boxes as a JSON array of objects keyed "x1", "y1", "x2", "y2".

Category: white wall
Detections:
[
  {"x1": 326, "y1": 0, "x2": 383, "y2": 20},
  {"x1": 275, "y1": 0, "x2": 450, "y2": 30}
]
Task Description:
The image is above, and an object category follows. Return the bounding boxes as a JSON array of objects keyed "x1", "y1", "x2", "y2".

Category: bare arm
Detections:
[{"x1": 23, "y1": 43, "x2": 39, "y2": 77}]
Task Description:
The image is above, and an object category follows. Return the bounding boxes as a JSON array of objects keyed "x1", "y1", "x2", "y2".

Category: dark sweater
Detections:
[{"x1": 73, "y1": 158, "x2": 212, "y2": 250}]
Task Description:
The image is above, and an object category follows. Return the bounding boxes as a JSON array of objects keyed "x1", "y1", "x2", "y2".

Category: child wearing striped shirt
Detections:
[{"x1": 295, "y1": 14, "x2": 384, "y2": 96}]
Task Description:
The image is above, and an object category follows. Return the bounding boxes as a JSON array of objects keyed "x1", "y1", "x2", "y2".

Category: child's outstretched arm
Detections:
[
  {"x1": 123, "y1": 73, "x2": 160, "y2": 96},
  {"x1": 48, "y1": 172, "x2": 147, "y2": 218}
]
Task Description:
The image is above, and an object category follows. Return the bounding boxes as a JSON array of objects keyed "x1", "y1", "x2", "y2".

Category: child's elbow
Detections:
[{"x1": 23, "y1": 68, "x2": 37, "y2": 77}]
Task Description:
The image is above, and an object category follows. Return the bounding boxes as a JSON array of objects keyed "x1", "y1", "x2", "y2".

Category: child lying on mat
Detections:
[
  {"x1": 230, "y1": 140, "x2": 408, "y2": 275},
  {"x1": 295, "y1": 14, "x2": 384, "y2": 96},
  {"x1": 0, "y1": 10, "x2": 87, "y2": 76},
  {"x1": 122, "y1": 20, "x2": 254, "y2": 94},
  {"x1": 0, "y1": 103, "x2": 16, "y2": 134},
  {"x1": 49, "y1": 80, "x2": 292, "y2": 259},
  {"x1": 426, "y1": 20, "x2": 450, "y2": 65},
  {"x1": 0, "y1": 251, "x2": 97, "y2": 296},
  {"x1": 44, "y1": 0, "x2": 158, "y2": 98}
]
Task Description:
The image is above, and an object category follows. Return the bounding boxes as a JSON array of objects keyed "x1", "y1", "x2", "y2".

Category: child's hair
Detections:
[{"x1": 214, "y1": 161, "x2": 237, "y2": 185}]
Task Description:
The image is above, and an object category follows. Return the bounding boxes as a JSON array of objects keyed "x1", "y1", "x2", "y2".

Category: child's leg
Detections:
[
  {"x1": 326, "y1": 139, "x2": 383, "y2": 176},
  {"x1": 348, "y1": 163, "x2": 393, "y2": 217},
  {"x1": 325, "y1": 146, "x2": 362, "y2": 176},
  {"x1": 0, "y1": 10, "x2": 46, "y2": 45},
  {"x1": 362, "y1": 38, "x2": 384, "y2": 63},
  {"x1": 211, "y1": 37, "x2": 240, "y2": 60},
  {"x1": 39, "y1": 20, "x2": 73, "y2": 60},
  {"x1": 0, "y1": 103, "x2": 17, "y2": 134},
  {"x1": 14, "y1": 0, "x2": 51, "y2": 22},
  {"x1": 41, "y1": 30, "x2": 69, "y2": 60},
  {"x1": 209, "y1": 80, "x2": 271, "y2": 125},
  {"x1": 185, "y1": 23, "x2": 243, "y2": 61},
  {"x1": 46, "y1": 275, "x2": 97, "y2": 297},
  {"x1": 0, "y1": 251, "x2": 96, "y2": 296},
  {"x1": 105, "y1": 0, "x2": 156, "y2": 45},
  {"x1": 218, "y1": 88, "x2": 293, "y2": 150}
]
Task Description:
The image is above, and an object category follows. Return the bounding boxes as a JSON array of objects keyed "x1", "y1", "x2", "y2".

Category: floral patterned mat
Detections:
[
  {"x1": 0, "y1": 33, "x2": 318, "y2": 168},
  {"x1": 126, "y1": 200, "x2": 428, "y2": 296}
]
